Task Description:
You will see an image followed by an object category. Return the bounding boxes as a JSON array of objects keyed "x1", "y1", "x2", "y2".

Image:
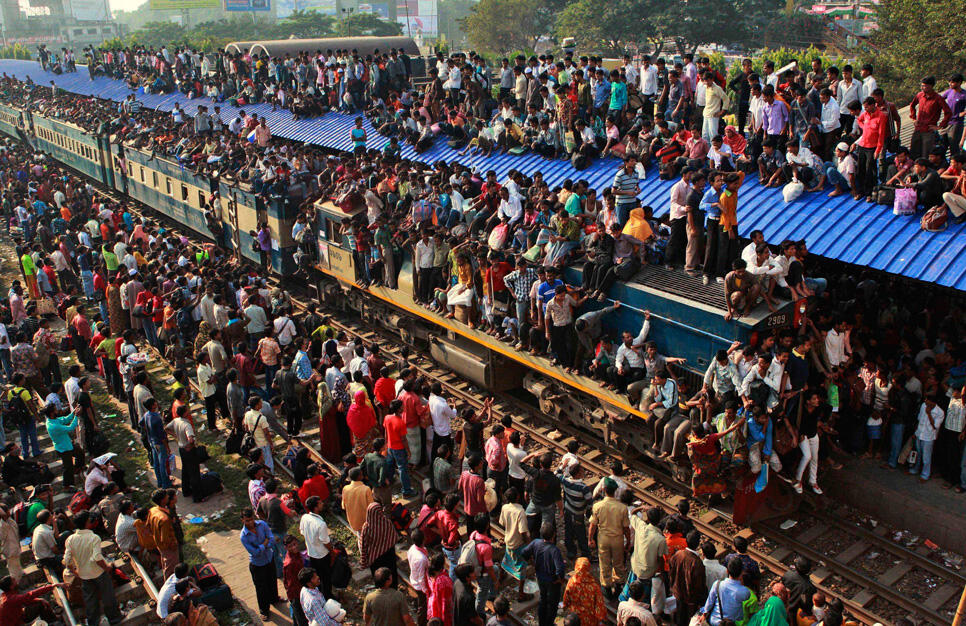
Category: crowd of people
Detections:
[{"x1": 0, "y1": 43, "x2": 963, "y2": 626}]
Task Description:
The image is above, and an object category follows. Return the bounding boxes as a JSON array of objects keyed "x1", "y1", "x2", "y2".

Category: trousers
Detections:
[
  {"x1": 597, "y1": 534, "x2": 626, "y2": 587},
  {"x1": 249, "y1": 561, "x2": 278, "y2": 614},
  {"x1": 81, "y1": 571, "x2": 122, "y2": 626},
  {"x1": 795, "y1": 434, "x2": 820, "y2": 485}
]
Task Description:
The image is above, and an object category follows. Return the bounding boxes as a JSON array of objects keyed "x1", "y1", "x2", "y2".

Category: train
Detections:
[{"x1": 0, "y1": 99, "x2": 799, "y2": 515}]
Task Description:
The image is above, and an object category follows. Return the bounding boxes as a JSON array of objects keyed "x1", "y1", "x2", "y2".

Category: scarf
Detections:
[
  {"x1": 748, "y1": 595, "x2": 788, "y2": 626},
  {"x1": 345, "y1": 390, "x2": 376, "y2": 439},
  {"x1": 358, "y1": 502, "x2": 397, "y2": 566},
  {"x1": 562, "y1": 557, "x2": 606, "y2": 626}
]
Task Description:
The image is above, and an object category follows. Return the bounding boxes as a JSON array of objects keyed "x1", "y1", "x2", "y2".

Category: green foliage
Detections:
[
  {"x1": 0, "y1": 44, "x2": 34, "y2": 60},
  {"x1": 869, "y1": 0, "x2": 966, "y2": 102},
  {"x1": 334, "y1": 12, "x2": 403, "y2": 37},
  {"x1": 721, "y1": 46, "x2": 848, "y2": 99},
  {"x1": 464, "y1": 0, "x2": 553, "y2": 54}
]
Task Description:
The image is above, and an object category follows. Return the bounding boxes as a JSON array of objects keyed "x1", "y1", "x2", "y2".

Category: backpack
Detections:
[
  {"x1": 570, "y1": 152, "x2": 588, "y2": 171},
  {"x1": 192, "y1": 563, "x2": 223, "y2": 590},
  {"x1": 388, "y1": 501, "x2": 413, "y2": 532},
  {"x1": 6, "y1": 388, "x2": 33, "y2": 426},
  {"x1": 457, "y1": 538, "x2": 481, "y2": 573},
  {"x1": 68, "y1": 490, "x2": 91, "y2": 514},
  {"x1": 921, "y1": 205, "x2": 948, "y2": 232},
  {"x1": 33, "y1": 337, "x2": 50, "y2": 369},
  {"x1": 11, "y1": 501, "x2": 29, "y2": 536}
]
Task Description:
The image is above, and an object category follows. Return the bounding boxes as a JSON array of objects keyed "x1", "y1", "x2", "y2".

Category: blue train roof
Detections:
[{"x1": 6, "y1": 59, "x2": 965, "y2": 291}]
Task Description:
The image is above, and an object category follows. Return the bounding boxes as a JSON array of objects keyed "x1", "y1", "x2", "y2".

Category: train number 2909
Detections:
[{"x1": 765, "y1": 312, "x2": 789, "y2": 328}]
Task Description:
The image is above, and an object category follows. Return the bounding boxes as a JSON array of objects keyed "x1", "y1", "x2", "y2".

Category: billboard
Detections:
[
  {"x1": 225, "y1": 0, "x2": 270, "y2": 10},
  {"x1": 148, "y1": 0, "x2": 220, "y2": 9},
  {"x1": 69, "y1": 0, "x2": 109, "y2": 20},
  {"x1": 275, "y1": 0, "x2": 333, "y2": 17},
  {"x1": 396, "y1": 0, "x2": 435, "y2": 35}
]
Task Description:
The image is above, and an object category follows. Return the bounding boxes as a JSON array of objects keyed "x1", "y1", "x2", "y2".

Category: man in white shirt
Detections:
[
  {"x1": 825, "y1": 319, "x2": 852, "y2": 367},
  {"x1": 859, "y1": 63, "x2": 877, "y2": 101},
  {"x1": 414, "y1": 231, "x2": 436, "y2": 304},
  {"x1": 428, "y1": 383, "x2": 456, "y2": 460},
  {"x1": 496, "y1": 187, "x2": 523, "y2": 225},
  {"x1": 407, "y1": 530, "x2": 430, "y2": 624},
  {"x1": 300, "y1": 496, "x2": 333, "y2": 597},
  {"x1": 639, "y1": 56, "x2": 658, "y2": 117},
  {"x1": 912, "y1": 396, "x2": 944, "y2": 481},
  {"x1": 611, "y1": 330, "x2": 646, "y2": 394}
]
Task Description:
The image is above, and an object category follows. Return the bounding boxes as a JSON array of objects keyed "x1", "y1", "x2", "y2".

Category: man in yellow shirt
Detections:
[
  {"x1": 341, "y1": 466, "x2": 374, "y2": 533},
  {"x1": 588, "y1": 477, "x2": 630, "y2": 596},
  {"x1": 64, "y1": 510, "x2": 124, "y2": 625}
]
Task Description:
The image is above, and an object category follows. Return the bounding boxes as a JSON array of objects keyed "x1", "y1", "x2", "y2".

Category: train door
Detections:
[{"x1": 226, "y1": 191, "x2": 242, "y2": 257}]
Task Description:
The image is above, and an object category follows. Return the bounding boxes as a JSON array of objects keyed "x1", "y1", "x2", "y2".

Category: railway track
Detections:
[{"x1": 49, "y1": 153, "x2": 966, "y2": 626}]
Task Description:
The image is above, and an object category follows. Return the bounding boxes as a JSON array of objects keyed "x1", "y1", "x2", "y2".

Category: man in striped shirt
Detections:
[
  {"x1": 612, "y1": 156, "x2": 640, "y2": 227},
  {"x1": 503, "y1": 258, "x2": 541, "y2": 350}
]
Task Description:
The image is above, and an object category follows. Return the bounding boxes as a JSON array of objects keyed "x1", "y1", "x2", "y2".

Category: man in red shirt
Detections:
[
  {"x1": 458, "y1": 452, "x2": 487, "y2": 519},
  {"x1": 383, "y1": 399, "x2": 415, "y2": 497},
  {"x1": 372, "y1": 367, "x2": 396, "y2": 414},
  {"x1": 281, "y1": 536, "x2": 309, "y2": 626},
  {"x1": 0, "y1": 575, "x2": 67, "y2": 626},
  {"x1": 909, "y1": 75, "x2": 952, "y2": 159},
  {"x1": 432, "y1": 493, "x2": 462, "y2": 578},
  {"x1": 853, "y1": 96, "x2": 888, "y2": 201},
  {"x1": 398, "y1": 378, "x2": 429, "y2": 468}
]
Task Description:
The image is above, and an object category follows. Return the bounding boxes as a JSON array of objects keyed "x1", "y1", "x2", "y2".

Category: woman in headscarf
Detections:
[
  {"x1": 106, "y1": 275, "x2": 126, "y2": 336},
  {"x1": 291, "y1": 446, "x2": 312, "y2": 487},
  {"x1": 358, "y1": 502, "x2": 398, "y2": 587},
  {"x1": 426, "y1": 552, "x2": 453, "y2": 626},
  {"x1": 561, "y1": 557, "x2": 607, "y2": 626},
  {"x1": 317, "y1": 376, "x2": 343, "y2": 462},
  {"x1": 687, "y1": 418, "x2": 746, "y2": 500},
  {"x1": 747, "y1": 582, "x2": 789, "y2": 626},
  {"x1": 723, "y1": 125, "x2": 748, "y2": 158},
  {"x1": 345, "y1": 390, "x2": 379, "y2": 458}
]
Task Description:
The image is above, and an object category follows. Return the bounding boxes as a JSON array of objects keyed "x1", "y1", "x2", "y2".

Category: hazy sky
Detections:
[{"x1": 109, "y1": 0, "x2": 148, "y2": 14}]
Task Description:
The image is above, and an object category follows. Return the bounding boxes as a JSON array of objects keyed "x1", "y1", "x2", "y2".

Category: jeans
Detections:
[
  {"x1": 525, "y1": 502, "x2": 557, "y2": 538},
  {"x1": 81, "y1": 571, "x2": 122, "y2": 626},
  {"x1": 804, "y1": 277, "x2": 827, "y2": 297},
  {"x1": 824, "y1": 162, "x2": 850, "y2": 190},
  {"x1": 389, "y1": 447, "x2": 413, "y2": 493},
  {"x1": 442, "y1": 545, "x2": 460, "y2": 579},
  {"x1": 80, "y1": 270, "x2": 94, "y2": 299},
  {"x1": 911, "y1": 438, "x2": 935, "y2": 479},
  {"x1": 263, "y1": 364, "x2": 278, "y2": 399},
  {"x1": 475, "y1": 573, "x2": 494, "y2": 617},
  {"x1": 563, "y1": 509, "x2": 590, "y2": 559},
  {"x1": 537, "y1": 580, "x2": 562, "y2": 626},
  {"x1": 142, "y1": 318, "x2": 159, "y2": 348},
  {"x1": 19, "y1": 421, "x2": 41, "y2": 458},
  {"x1": 150, "y1": 444, "x2": 171, "y2": 488},
  {"x1": 0, "y1": 348, "x2": 12, "y2": 381},
  {"x1": 616, "y1": 203, "x2": 636, "y2": 228},
  {"x1": 887, "y1": 423, "x2": 905, "y2": 468},
  {"x1": 271, "y1": 535, "x2": 284, "y2": 578},
  {"x1": 261, "y1": 445, "x2": 274, "y2": 472}
]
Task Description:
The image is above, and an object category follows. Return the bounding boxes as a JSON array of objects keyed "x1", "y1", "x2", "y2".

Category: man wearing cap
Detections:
[{"x1": 589, "y1": 477, "x2": 630, "y2": 598}]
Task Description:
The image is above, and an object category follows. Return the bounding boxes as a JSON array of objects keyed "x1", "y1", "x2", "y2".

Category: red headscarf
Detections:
[{"x1": 345, "y1": 390, "x2": 376, "y2": 440}]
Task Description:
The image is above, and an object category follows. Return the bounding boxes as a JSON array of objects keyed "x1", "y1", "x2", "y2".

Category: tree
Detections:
[
  {"x1": 869, "y1": 0, "x2": 966, "y2": 101},
  {"x1": 554, "y1": 0, "x2": 665, "y2": 55},
  {"x1": 335, "y1": 12, "x2": 403, "y2": 37},
  {"x1": 463, "y1": 0, "x2": 551, "y2": 55},
  {"x1": 127, "y1": 21, "x2": 190, "y2": 48},
  {"x1": 277, "y1": 10, "x2": 336, "y2": 38},
  {"x1": 438, "y1": 0, "x2": 475, "y2": 47}
]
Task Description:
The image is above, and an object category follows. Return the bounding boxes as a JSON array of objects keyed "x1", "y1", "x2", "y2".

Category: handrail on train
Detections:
[{"x1": 598, "y1": 296, "x2": 739, "y2": 345}]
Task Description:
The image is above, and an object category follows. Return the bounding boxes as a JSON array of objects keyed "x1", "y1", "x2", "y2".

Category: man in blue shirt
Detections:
[
  {"x1": 240, "y1": 508, "x2": 279, "y2": 621},
  {"x1": 521, "y1": 523, "x2": 565, "y2": 626},
  {"x1": 747, "y1": 405, "x2": 782, "y2": 477},
  {"x1": 701, "y1": 557, "x2": 751, "y2": 625},
  {"x1": 141, "y1": 398, "x2": 171, "y2": 489}
]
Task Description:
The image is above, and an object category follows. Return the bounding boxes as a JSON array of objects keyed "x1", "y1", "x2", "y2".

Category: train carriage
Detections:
[
  {"x1": 310, "y1": 198, "x2": 797, "y2": 463},
  {"x1": 31, "y1": 114, "x2": 114, "y2": 189}
]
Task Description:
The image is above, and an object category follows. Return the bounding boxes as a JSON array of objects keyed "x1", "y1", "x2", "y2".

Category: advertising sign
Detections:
[
  {"x1": 69, "y1": 0, "x2": 110, "y2": 21},
  {"x1": 148, "y1": 0, "x2": 221, "y2": 10},
  {"x1": 225, "y1": 0, "x2": 270, "y2": 10}
]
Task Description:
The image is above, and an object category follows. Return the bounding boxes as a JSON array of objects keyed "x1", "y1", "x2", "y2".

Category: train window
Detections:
[
  {"x1": 152, "y1": 172, "x2": 158, "y2": 188},
  {"x1": 127, "y1": 163, "x2": 133, "y2": 176},
  {"x1": 181, "y1": 185, "x2": 189, "y2": 201},
  {"x1": 139, "y1": 167, "x2": 144, "y2": 183},
  {"x1": 198, "y1": 191, "x2": 206, "y2": 208},
  {"x1": 166, "y1": 178, "x2": 172, "y2": 195}
]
